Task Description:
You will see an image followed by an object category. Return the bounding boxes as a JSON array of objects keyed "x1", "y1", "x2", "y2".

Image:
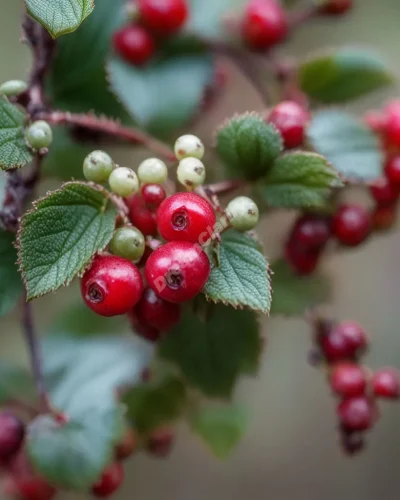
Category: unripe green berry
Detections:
[
  {"x1": 177, "y1": 157, "x2": 206, "y2": 189},
  {"x1": 174, "y1": 134, "x2": 205, "y2": 160},
  {"x1": 0, "y1": 80, "x2": 28, "y2": 97},
  {"x1": 138, "y1": 158, "x2": 168, "y2": 184},
  {"x1": 25, "y1": 120, "x2": 53, "y2": 150},
  {"x1": 83, "y1": 150, "x2": 114, "y2": 183},
  {"x1": 109, "y1": 167, "x2": 139, "y2": 197},
  {"x1": 109, "y1": 227, "x2": 145, "y2": 261},
  {"x1": 226, "y1": 196, "x2": 259, "y2": 231}
]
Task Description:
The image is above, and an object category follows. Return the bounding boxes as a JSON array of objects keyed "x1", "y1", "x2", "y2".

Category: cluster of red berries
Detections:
[
  {"x1": 310, "y1": 318, "x2": 400, "y2": 455},
  {"x1": 112, "y1": 0, "x2": 188, "y2": 66}
]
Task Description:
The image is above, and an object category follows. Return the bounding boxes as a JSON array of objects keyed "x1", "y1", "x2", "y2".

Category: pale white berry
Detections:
[
  {"x1": 226, "y1": 196, "x2": 259, "y2": 231},
  {"x1": 0, "y1": 80, "x2": 28, "y2": 97},
  {"x1": 83, "y1": 150, "x2": 114, "y2": 183},
  {"x1": 138, "y1": 158, "x2": 168, "y2": 184},
  {"x1": 177, "y1": 157, "x2": 206, "y2": 189},
  {"x1": 174, "y1": 134, "x2": 205, "y2": 160},
  {"x1": 109, "y1": 167, "x2": 139, "y2": 197}
]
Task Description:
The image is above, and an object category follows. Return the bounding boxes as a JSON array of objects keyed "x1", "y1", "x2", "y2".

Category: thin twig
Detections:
[{"x1": 288, "y1": 4, "x2": 320, "y2": 30}]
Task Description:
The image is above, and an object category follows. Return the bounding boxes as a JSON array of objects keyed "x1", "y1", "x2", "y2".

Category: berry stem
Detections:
[
  {"x1": 287, "y1": 3, "x2": 320, "y2": 29},
  {"x1": 38, "y1": 111, "x2": 176, "y2": 161}
]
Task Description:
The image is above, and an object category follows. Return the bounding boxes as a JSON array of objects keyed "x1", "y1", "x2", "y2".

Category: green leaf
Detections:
[
  {"x1": 108, "y1": 54, "x2": 213, "y2": 135},
  {"x1": 0, "y1": 97, "x2": 32, "y2": 171},
  {"x1": 17, "y1": 182, "x2": 117, "y2": 300},
  {"x1": 0, "y1": 363, "x2": 34, "y2": 405},
  {"x1": 188, "y1": 0, "x2": 246, "y2": 37},
  {"x1": 270, "y1": 260, "x2": 332, "y2": 316},
  {"x1": 259, "y1": 152, "x2": 342, "y2": 208},
  {"x1": 204, "y1": 230, "x2": 271, "y2": 314},
  {"x1": 216, "y1": 113, "x2": 283, "y2": 180},
  {"x1": 0, "y1": 230, "x2": 23, "y2": 317},
  {"x1": 299, "y1": 48, "x2": 393, "y2": 103},
  {"x1": 191, "y1": 404, "x2": 248, "y2": 459},
  {"x1": 159, "y1": 304, "x2": 261, "y2": 397},
  {"x1": 26, "y1": 0, "x2": 94, "y2": 38},
  {"x1": 123, "y1": 373, "x2": 186, "y2": 434},
  {"x1": 308, "y1": 111, "x2": 383, "y2": 181}
]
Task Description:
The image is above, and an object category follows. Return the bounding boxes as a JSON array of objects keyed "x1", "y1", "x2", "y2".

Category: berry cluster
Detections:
[
  {"x1": 80, "y1": 135, "x2": 260, "y2": 341},
  {"x1": 112, "y1": 0, "x2": 188, "y2": 66},
  {"x1": 310, "y1": 317, "x2": 400, "y2": 455}
]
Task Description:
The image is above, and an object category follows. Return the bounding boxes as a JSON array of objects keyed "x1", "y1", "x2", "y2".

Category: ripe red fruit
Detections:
[
  {"x1": 268, "y1": 101, "x2": 310, "y2": 149},
  {"x1": 242, "y1": 0, "x2": 288, "y2": 51},
  {"x1": 364, "y1": 110, "x2": 387, "y2": 134},
  {"x1": 157, "y1": 192, "x2": 216, "y2": 244},
  {"x1": 385, "y1": 101, "x2": 400, "y2": 147},
  {"x1": 372, "y1": 204, "x2": 396, "y2": 231},
  {"x1": 81, "y1": 255, "x2": 144, "y2": 317},
  {"x1": 372, "y1": 368, "x2": 400, "y2": 400},
  {"x1": 141, "y1": 184, "x2": 166, "y2": 209},
  {"x1": 337, "y1": 396, "x2": 376, "y2": 432},
  {"x1": 320, "y1": 321, "x2": 367, "y2": 363},
  {"x1": 112, "y1": 25, "x2": 155, "y2": 66},
  {"x1": 147, "y1": 428, "x2": 175, "y2": 458},
  {"x1": 145, "y1": 241, "x2": 210, "y2": 303},
  {"x1": 128, "y1": 194, "x2": 158, "y2": 236},
  {"x1": 290, "y1": 214, "x2": 331, "y2": 251},
  {"x1": 319, "y1": 0, "x2": 353, "y2": 15},
  {"x1": 92, "y1": 463, "x2": 124, "y2": 498},
  {"x1": 134, "y1": 287, "x2": 181, "y2": 332},
  {"x1": 137, "y1": 0, "x2": 188, "y2": 36},
  {"x1": 115, "y1": 428, "x2": 137, "y2": 461},
  {"x1": 369, "y1": 177, "x2": 399, "y2": 207},
  {"x1": 385, "y1": 155, "x2": 400, "y2": 186},
  {"x1": 9, "y1": 454, "x2": 56, "y2": 500},
  {"x1": 332, "y1": 204, "x2": 372, "y2": 246},
  {"x1": 129, "y1": 309, "x2": 161, "y2": 342},
  {"x1": 0, "y1": 412, "x2": 25, "y2": 461},
  {"x1": 334, "y1": 321, "x2": 368, "y2": 355},
  {"x1": 285, "y1": 240, "x2": 320, "y2": 275},
  {"x1": 330, "y1": 363, "x2": 367, "y2": 398}
]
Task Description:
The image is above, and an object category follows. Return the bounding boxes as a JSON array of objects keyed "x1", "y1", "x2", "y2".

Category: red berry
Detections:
[
  {"x1": 141, "y1": 184, "x2": 166, "y2": 209},
  {"x1": 385, "y1": 155, "x2": 400, "y2": 186},
  {"x1": 92, "y1": 463, "x2": 124, "y2": 498},
  {"x1": 319, "y1": 322, "x2": 367, "y2": 363},
  {"x1": 332, "y1": 204, "x2": 372, "y2": 247},
  {"x1": 337, "y1": 396, "x2": 375, "y2": 432},
  {"x1": 369, "y1": 177, "x2": 399, "y2": 207},
  {"x1": 147, "y1": 428, "x2": 174, "y2": 458},
  {"x1": 285, "y1": 240, "x2": 320, "y2": 275},
  {"x1": 290, "y1": 214, "x2": 331, "y2": 251},
  {"x1": 157, "y1": 192, "x2": 216, "y2": 244},
  {"x1": 372, "y1": 204, "x2": 396, "y2": 231},
  {"x1": 372, "y1": 368, "x2": 400, "y2": 400},
  {"x1": 129, "y1": 309, "x2": 161, "y2": 342},
  {"x1": 242, "y1": 0, "x2": 288, "y2": 51},
  {"x1": 319, "y1": 0, "x2": 353, "y2": 15},
  {"x1": 9, "y1": 454, "x2": 56, "y2": 500},
  {"x1": 364, "y1": 110, "x2": 387, "y2": 134},
  {"x1": 334, "y1": 321, "x2": 368, "y2": 355},
  {"x1": 268, "y1": 101, "x2": 310, "y2": 149},
  {"x1": 128, "y1": 194, "x2": 158, "y2": 236},
  {"x1": 115, "y1": 428, "x2": 137, "y2": 461},
  {"x1": 330, "y1": 363, "x2": 367, "y2": 398},
  {"x1": 112, "y1": 25, "x2": 155, "y2": 66},
  {"x1": 81, "y1": 255, "x2": 143, "y2": 317},
  {"x1": 0, "y1": 412, "x2": 25, "y2": 461},
  {"x1": 385, "y1": 101, "x2": 400, "y2": 148},
  {"x1": 145, "y1": 241, "x2": 210, "y2": 303},
  {"x1": 137, "y1": 0, "x2": 188, "y2": 36},
  {"x1": 134, "y1": 287, "x2": 181, "y2": 332}
]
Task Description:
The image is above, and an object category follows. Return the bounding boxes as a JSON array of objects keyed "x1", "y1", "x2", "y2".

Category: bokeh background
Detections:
[{"x1": 1, "y1": 1, "x2": 400, "y2": 499}]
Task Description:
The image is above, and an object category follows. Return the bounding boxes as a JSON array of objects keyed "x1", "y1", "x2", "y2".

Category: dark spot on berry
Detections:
[
  {"x1": 172, "y1": 209, "x2": 189, "y2": 231},
  {"x1": 165, "y1": 269, "x2": 184, "y2": 289},
  {"x1": 194, "y1": 166, "x2": 204, "y2": 175},
  {"x1": 87, "y1": 281, "x2": 106, "y2": 303}
]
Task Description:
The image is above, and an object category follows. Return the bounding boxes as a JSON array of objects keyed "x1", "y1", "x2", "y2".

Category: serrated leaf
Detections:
[
  {"x1": 108, "y1": 54, "x2": 213, "y2": 135},
  {"x1": 25, "y1": 0, "x2": 94, "y2": 38},
  {"x1": 216, "y1": 114, "x2": 283, "y2": 180},
  {"x1": 308, "y1": 111, "x2": 383, "y2": 181},
  {"x1": 123, "y1": 373, "x2": 186, "y2": 434},
  {"x1": 0, "y1": 230, "x2": 23, "y2": 317},
  {"x1": 204, "y1": 230, "x2": 271, "y2": 314},
  {"x1": 299, "y1": 48, "x2": 393, "y2": 103},
  {"x1": 259, "y1": 152, "x2": 342, "y2": 208},
  {"x1": 0, "y1": 363, "x2": 34, "y2": 405},
  {"x1": 191, "y1": 404, "x2": 247, "y2": 459},
  {"x1": 270, "y1": 260, "x2": 332, "y2": 316},
  {"x1": 18, "y1": 183, "x2": 117, "y2": 300},
  {"x1": 0, "y1": 97, "x2": 32, "y2": 171},
  {"x1": 159, "y1": 304, "x2": 261, "y2": 397}
]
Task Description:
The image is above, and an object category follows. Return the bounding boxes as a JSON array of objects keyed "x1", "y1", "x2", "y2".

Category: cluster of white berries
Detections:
[{"x1": 174, "y1": 134, "x2": 206, "y2": 189}]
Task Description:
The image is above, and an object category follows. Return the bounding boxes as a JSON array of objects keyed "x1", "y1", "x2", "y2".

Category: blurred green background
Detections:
[{"x1": 2, "y1": 1, "x2": 400, "y2": 499}]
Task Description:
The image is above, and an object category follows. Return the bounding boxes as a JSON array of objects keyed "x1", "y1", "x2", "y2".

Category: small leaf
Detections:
[
  {"x1": 216, "y1": 113, "x2": 283, "y2": 180},
  {"x1": 18, "y1": 183, "x2": 117, "y2": 300},
  {"x1": 0, "y1": 230, "x2": 23, "y2": 317},
  {"x1": 191, "y1": 404, "x2": 248, "y2": 459},
  {"x1": 204, "y1": 230, "x2": 271, "y2": 314},
  {"x1": 25, "y1": 0, "x2": 94, "y2": 38},
  {"x1": 308, "y1": 111, "x2": 383, "y2": 181},
  {"x1": 0, "y1": 363, "x2": 34, "y2": 405},
  {"x1": 159, "y1": 304, "x2": 262, "y2": 398},
  {"x1": 108, "y1": 54, "x2": 213, "y2": 134},
  {"x1": 270, "y1": 260, "x2": 332, "y2": 316},
  {"x1": 259, "y1": 152, "x2": 342, "y2": 208},
  {"x1": 299, "y1": 48, "x2": 393, "y2": 103},
  {"x1": 0, "y1": 97, "x2": 32, "y2": 171}
]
